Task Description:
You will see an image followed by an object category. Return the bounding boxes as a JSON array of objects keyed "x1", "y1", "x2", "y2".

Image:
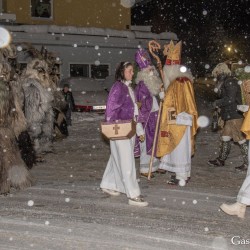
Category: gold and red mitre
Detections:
[{"x1": 163, "y1": 40, "x2": 182, "y2": 65}]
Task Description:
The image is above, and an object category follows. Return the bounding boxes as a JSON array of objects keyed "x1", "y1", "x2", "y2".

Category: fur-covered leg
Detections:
[
  {"x1": 0, "y1": 128, "x2": 33, "y2": 194},
  {"x1": 17, "y1": 131, "x2": 36, "y2": 169}
]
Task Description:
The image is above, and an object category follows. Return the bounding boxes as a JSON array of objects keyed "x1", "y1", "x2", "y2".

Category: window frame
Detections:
[
  {"x1": 30, "y1": 0, "x2": 53, "y2": 20},
  {"x1": 69, "y1": 63, "x2": 110, "y2": 80}
]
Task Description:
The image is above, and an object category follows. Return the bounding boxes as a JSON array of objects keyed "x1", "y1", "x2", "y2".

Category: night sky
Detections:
[{"x1": 132, "y1": 0, "x2": 250, "y2": 75}]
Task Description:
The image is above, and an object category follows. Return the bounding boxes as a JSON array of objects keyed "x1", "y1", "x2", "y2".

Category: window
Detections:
[
  {"x1": 91, "y1": 64, "x2": 109, "y2": 79},
  {"x1": 69, "y1": 63, "x2": 110, "y2": 79},
  {"x1": 31, "y1": 0, "x2": 53, "y2": 19},
  {"x1": 70, "y1": 64, "x2": 89, "y2": 77}
]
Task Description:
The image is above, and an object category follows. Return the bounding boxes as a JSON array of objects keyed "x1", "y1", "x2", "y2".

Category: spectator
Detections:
[
  {"x1": 207, "y1": 63, "x2": 248, "y2": 171},
  {"x1": 62, "y1": 84, "x2": 75, "y2": 126}
]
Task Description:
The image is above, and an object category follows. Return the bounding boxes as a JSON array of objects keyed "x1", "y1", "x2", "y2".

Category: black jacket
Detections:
[
  {"x1": 215, "y1": 75, "x2": 243, "y2": 121},
  {"x1": 62, "y1": 90, "x2": 75, "y2": 111}
]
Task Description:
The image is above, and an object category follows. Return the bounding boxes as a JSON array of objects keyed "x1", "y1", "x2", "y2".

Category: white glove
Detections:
[
  {"x1": 159, "y1": 91, "x2": 165, "y2": 100},
  {"x1": 176, "y1": 112, "x2": 193, "y2": 126},
  {"x1": 237, "y1": 105, "x2": 249, "y2": 112},
  {"x1": 136, "y1": 122, "x2": 144, "y2": 137}
]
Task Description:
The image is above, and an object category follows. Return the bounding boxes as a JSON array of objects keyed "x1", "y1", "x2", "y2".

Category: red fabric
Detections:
[
  {"x1": 161, "y1": 131, "x2": 170, "y2": 137},
  {"x1": 176, "y1": 77, "x2": 189, "y2": 83},
  {"x1": 165, "y1": 59, "x2": 180, "y2": 65}
]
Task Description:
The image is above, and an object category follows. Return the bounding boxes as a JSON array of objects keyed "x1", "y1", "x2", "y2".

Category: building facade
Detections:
[
  {"x1": 2, "y1": 0, "x2": 131, "y2": 30},
  {"x1": 1, "y1": 0, "x2": 178, "y2": 81}
]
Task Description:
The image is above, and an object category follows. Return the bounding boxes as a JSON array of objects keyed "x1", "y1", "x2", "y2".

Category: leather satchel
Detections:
[{"x1": 100, "y1": 120, "x2": 136, "y2": 140}]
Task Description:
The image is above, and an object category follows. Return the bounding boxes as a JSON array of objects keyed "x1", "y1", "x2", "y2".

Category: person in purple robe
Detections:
[
  {"x1": 100, "y1": 61, "x2": 148, "y2": 207},
  {"x1": 134, "y1": 48, "x2": 165, "y2": 178}
]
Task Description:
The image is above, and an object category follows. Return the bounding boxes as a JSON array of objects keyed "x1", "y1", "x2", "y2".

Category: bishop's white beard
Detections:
[
  {"x1": 162, "y1": 65, "x2": 194, "y2": 90},
  {"x1": 135, "y1": 67, "x2": 162, "y2": 96}
]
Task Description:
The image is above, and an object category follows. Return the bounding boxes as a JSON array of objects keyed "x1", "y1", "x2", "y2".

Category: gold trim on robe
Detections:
[
  {"x1": 241, "y1": 110, "x2": 250, "y2": 139},
  {"x1": 156, "y1": 77, "x2": 198, "y2": 157}
]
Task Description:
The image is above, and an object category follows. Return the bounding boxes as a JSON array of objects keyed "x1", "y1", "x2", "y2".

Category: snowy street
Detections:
[{"x1": 0, "y1": 108, "x2": 249, "y2": 250}]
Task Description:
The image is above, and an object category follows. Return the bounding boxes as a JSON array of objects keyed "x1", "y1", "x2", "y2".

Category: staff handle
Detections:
[{"x1": 148, "y1": 40, "x2": 165, "y2": 180}]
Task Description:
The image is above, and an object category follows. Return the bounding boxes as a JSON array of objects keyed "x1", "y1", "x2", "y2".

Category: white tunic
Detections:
[
  {"x1": 100, "y1": 81, "x2": 142, "y2": 199},
  {"x1": 159, "y1": 127, "x2": 191, "y2": 180},
  {"x1": 237, "y1": 144, "x2": 250, "y2": 205}
]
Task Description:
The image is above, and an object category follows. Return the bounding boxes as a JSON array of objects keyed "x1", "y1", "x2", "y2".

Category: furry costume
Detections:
[
  {"x1": 21, "y1": 59, "x2": 54, "y2": 156},
  {"x1": 0, "y1": 74, "x2": 33, "y2": 194},
  {"x1": 2, "y1": 44, "x2": 36, "y2": 169}
]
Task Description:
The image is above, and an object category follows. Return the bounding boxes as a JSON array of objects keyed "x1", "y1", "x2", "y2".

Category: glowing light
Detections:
[
  {"x1": 180, "y1": 66, "x2": 187, "y2": 73},
  {"x1": 244, "y1": 65, "x2": 250, "y2": 73},
  {"x1": 120, "y1": 0, "x2": 135, "y2": 8},
  {"x1": 0, "y1": 27, "x2": 11, "y2": 48},
  {"x1": 197, "y1": 116, "x2": 210, "y2": 128}
]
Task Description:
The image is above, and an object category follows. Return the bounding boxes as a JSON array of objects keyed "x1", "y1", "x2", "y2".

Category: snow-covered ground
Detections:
[{"x1": 0, "y1": 110, "x2": 249, "y2": 250}]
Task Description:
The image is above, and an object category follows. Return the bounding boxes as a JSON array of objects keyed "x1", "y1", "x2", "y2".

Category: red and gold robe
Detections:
[{"x1": 156, "y1": 77, "x2": 198, "y2": 157}]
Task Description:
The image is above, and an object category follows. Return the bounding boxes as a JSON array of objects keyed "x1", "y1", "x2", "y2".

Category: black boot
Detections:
[
  {"x1": 235, "y1": 142, "x2": 248, "y2": 172},
  {"x1": 208, "y1": 141, "x2": 231, "y2": 167}
]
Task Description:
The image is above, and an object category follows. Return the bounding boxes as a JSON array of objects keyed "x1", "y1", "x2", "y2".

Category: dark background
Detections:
[{"x1": 132, "y1": 0, "x2": 250, "y2": 76}]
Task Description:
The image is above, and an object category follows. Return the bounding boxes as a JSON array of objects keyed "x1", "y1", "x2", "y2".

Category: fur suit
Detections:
[
  {"x1": 10, "y1": 74, "x2": 36, "y2": 169},
  {"x1": 21, "y1": 59, "x2": 54, "y2": 156},
  {"x1": 0, "y1": 61, "x2": 33, "y2": 194},
  {"x1": 48, "y1": 69, "x2": 68, "y2": 138},
  {"x1": 1, "y1": 44, "x2": 36, "y2": 169}
]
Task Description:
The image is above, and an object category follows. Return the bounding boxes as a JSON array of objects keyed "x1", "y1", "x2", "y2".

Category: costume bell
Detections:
[{"x1": 156, "y1": 41, "x2": 198, "y2": 185}]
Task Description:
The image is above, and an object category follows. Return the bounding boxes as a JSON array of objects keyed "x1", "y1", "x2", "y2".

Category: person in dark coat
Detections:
[
  {"x1": 208, "y1": 63, "x2": 248, "y2": 171},
  {"x1": 62, "y1": 84, "x2": 75, "y2": 126}
]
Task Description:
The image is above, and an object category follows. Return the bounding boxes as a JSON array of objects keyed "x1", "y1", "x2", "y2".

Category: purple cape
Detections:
[{"x1": 105, "y1": 81, "x2": 134, "y2": 122}]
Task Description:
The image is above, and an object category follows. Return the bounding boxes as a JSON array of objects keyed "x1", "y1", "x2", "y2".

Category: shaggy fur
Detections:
[
  {"x1": 22, "y1": 65, "x2": 54, "y2": 154},
  {"x1": 9, "y1": 79, "x2": 27, "y2": 138},
  {"x1": 163, "y1": 65, "x2": 194, "y2": 90},
  {"x1": 17, "y1": 131, "x2": 36, "y2": 169},
  {"x1": 0, "y1": 80, "x2": 13, "y2": 126},
  {"x1": 0, "y1": 121, "x2": 33, "y2": 194},
  {"x1": 212, "y1": 63, "x2": 231, "y2": 78},
  {"x1": 53, "y1": 90, "x2": 67, "y2": 112},
  {"x1": 0, "y1": 58, "x2": 34, "y2": 194},
  {"x1": 135, "y1": 66, "x2": 162, "y2": 96}
]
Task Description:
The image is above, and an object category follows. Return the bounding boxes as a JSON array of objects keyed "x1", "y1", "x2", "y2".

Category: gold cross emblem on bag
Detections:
[{"x1": 113, "y1": 124, "x2": 120, "y2": 134}]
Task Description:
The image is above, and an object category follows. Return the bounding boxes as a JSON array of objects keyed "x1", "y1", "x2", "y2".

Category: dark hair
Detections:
[{"x1": 115, "y1": 61, "x2": 133, "y2": 81}]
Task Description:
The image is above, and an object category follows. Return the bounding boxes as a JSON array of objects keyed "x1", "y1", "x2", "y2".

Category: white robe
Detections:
[
  {"x1": 159, "y1": 127, "x2": 191, "y2": 180},
  {"x1": 100, "y1": 137, "x2": 141, "y2": 198},
  {"x1": 237, "y1": 144, "x2": 250, "y2": 205},
  {"x1": 138, "y1": 137, "x2": 159, "y2": 174},
  {"x1": 100, "y1": 81, "x2": 143, "y2": 199}
]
